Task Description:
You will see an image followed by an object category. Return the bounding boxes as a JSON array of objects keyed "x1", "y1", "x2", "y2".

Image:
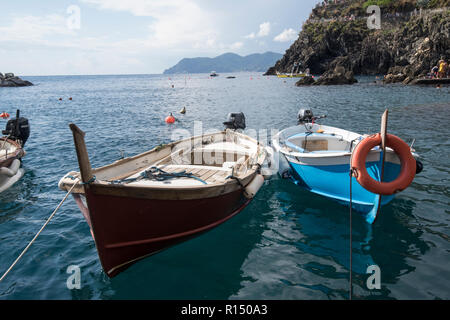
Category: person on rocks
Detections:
[
  {"x1": 431, "y1": 65, "x2": 439, "y2": 78},
  {"x1": 438, "y1": 60, "x2": 446, "y2": 79}
]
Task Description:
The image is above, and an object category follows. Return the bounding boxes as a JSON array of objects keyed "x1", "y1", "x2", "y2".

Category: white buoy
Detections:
[
  {"x1": 260, "y1": 146, "x2": 277, "y2": 179},
  {"x1": 0, "y1": 159, "x2": 24, "y2": 193},
  {"x1": 244, "y1": 174, "x2": 265, "y2": 199}
]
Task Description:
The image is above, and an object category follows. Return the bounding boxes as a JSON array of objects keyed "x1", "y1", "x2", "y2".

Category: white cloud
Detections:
[
  {"x1": 230, "y1": 41, "x2": 243, "y2": 50},
  {"x1": 81, "y1": 0, "x2": 218, "y2": 50},
  {"x1": 244, "y1": 21, "x2": 271, "y2": 40},
  {"x1": 244, "y1": 32, "x2": 255, "y2": 39},
  {"x1": 273, "y1": 28, "x2": 297, "y2": 42},
  {"x1": 0, "y1": 14, "x2": 75, "y2": 42},
  {"x1": 257, "y1": 22, "x2": 271, "y2": 37}
]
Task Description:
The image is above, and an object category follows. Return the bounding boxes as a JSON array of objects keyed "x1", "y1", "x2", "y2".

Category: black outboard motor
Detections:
[
  {"x1": 2, "y1": 110, "x2": 30, "y2": 147},
  {"x1": 297, "y1": 109, "x2": 314, "y2": 124},
  {"x1": 223, "y1": 112, "x2": 246, "y2": 131},
  {"x1": 297, "y1": 109, "x2": 327, "y2": 125}
]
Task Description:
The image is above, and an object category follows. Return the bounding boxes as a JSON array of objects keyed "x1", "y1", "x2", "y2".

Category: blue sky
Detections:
[{"x1": 0, "y1": 0, "x2": 320, "y2": 75}]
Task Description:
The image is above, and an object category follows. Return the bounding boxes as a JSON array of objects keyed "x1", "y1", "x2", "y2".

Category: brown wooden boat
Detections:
[{"x1": 59, "y1": 124, "x2": 266, "y2": 277}]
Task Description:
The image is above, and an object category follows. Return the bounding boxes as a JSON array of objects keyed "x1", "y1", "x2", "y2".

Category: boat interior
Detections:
[
  {"x1": 273, "y1": 123, "x2": 373, "y2": 155},
  {"x1": 59, "y1": 130, "x2": 264, "y2": 192},
  {"x1": 284, "y1": 132, "x2": 355, "y2": 154}
]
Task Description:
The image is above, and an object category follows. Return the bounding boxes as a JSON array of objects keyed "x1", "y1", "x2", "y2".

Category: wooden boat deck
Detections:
[{"x1": 125, "y1": 164, "x2": 232, "y2": 187}]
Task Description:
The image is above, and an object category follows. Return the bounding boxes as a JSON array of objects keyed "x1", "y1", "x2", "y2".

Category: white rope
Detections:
[{"x1": 0, "y1": 181, "x2": 79, "y2": 282}]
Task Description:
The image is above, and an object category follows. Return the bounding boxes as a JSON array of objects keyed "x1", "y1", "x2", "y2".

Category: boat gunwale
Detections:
[{"x1": 0, "y1": 137, "x2": 24, "y2": 166}]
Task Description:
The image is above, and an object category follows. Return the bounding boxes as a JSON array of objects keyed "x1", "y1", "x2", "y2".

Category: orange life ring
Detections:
[{"x1": 351, "y1": 133, "x2": 416, "y2": 195}]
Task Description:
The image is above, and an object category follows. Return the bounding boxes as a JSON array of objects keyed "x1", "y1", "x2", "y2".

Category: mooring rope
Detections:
[
  {"x1": 0, "y1": 181, "x2": 79, "y2": 282},
  {"x1": 349, "y1": 168, "x2": 354, "y2": 300}
]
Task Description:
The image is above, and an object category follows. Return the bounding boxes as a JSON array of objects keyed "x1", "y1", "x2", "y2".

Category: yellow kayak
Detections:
[{"x1": 277, "y1": 73, "x2": 308, "y2": 78}]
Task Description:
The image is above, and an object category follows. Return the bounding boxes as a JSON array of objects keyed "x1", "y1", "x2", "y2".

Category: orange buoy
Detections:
[
  {"x1": 165, "y1": 113, "x2": 176, "y2": 124},
  {"x1": 0, "y1": 112, "x2": 10, "y2": 119},
  {"x1": 351, "y1": 133, "x2": 416, "y2": 195}
]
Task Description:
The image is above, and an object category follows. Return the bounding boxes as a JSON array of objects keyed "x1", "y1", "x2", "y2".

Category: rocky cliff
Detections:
[{"x1": 266, "y1": 0, "x2": 449, "y2": 84}]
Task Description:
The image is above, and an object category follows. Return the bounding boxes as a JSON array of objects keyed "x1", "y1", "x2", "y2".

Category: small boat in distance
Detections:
[
  {"x1": 276, "y1": 71, "x2": 308, "y2": 78},
  {"x1": 210, "y1": 71, "x2": 219, "y2": 77},
  {"x1": 59, "y1": 113, "x2": 266, "y2": 277},
  {"x1": 272, "y1": 109, "x2": 422, "y2": 224},
  {"x1": 0, "y1": 110, "x2": 29, "y2": 193}
]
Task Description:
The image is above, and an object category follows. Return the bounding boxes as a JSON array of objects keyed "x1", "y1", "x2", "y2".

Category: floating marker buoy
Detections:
[
  {"x1": 0, "y1": 112, "x2": 10, "y2": 119},
  {"x1": 69, "y1": 97, "x2": 73, "y2": 100},
  {"x1": 179, "y1": 107, "x2": 186, "y2": 114},
  {"x1": 165, "y1": 113, "x2": 176, "y2": 124},
  {"x1": 171, "y1": 85, "x2": 174, "y2": 88},
  {"x1": 59, "y1": 98, "x2": 63, "y2": 101}
]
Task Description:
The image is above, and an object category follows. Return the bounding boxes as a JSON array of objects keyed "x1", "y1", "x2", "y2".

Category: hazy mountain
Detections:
[{"x1": 163, "y1": 52, "x2": 283, "y2": 74}]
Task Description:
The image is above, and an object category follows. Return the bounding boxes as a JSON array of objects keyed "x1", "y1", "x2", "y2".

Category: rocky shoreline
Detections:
[
  {"x1": 266, "y1": 0, "x2": 449, "y2": 86},
  {"x1": 0, "y1": 73, "x2": 33, "y2": 87}
]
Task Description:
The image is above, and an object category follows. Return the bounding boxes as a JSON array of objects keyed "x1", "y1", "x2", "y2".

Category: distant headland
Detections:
[
  {"x1": 0, "y1": 73, "x2": 33, "y2": 87},
  {"x1": 163, "y1": 52, "x2": 283, "y2": 74},
  {"x1": 266, "y1": 0, "x2": 449, "y2": 85}
]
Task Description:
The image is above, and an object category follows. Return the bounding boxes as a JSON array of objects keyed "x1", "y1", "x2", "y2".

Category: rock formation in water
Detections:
[
  {"x1": 266, "y1": 0, "x2": 449, "y2": 85},
  {"x1": 0, "y1": 73, "x2": 33, "y2": 87},
  {"x1": 295, "y1": 75, "x2": 317, "y2": 86},
  {"x1": 295, "y1": 65, "x2": 357, "y2": 86}
]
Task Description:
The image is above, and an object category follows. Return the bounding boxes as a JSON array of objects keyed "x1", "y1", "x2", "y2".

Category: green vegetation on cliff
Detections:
[{"x1": 266, "y1": 0, "x2": 449, "y2": 80}]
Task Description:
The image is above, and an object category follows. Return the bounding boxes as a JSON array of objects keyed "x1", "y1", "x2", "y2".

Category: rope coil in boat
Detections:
[{"x1": 109, "y1": 166, "x2": 207, "y2": 185}]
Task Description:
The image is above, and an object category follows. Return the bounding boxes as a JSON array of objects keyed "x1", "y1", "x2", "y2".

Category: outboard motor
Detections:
[
  {"x1": 297, "y1": 109, "x2": 327, "y2": 125},
  {"x1": 297, "y1": 109, "x2": 314, "y2": 124},
  {"x1": 2, "y1": 110, "x2": 30, "y2": 147},
  {"x1": 223, "y1": 112, "x2": 246, "y2": 131}
]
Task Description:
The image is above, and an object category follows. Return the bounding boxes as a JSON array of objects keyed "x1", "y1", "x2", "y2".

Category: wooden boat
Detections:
[
  {"x1": 272, "y1": 109, "x2": 422, "y2": 224},
  {"x1": 59, "y1": 123, "x2": 266, "y2": 277},
  {"x1": 0, "y1": 110, "x2": 29, "y2": 193}
]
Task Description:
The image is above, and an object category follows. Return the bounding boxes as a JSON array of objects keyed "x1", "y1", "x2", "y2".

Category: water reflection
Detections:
[{"x1": 233, "y1": 177, "x2": 432, "y2": 299}]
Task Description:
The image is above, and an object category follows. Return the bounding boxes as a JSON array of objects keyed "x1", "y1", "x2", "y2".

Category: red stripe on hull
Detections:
[{"x1": 76, "y1": 189, "x2": 250, "y2": 277}]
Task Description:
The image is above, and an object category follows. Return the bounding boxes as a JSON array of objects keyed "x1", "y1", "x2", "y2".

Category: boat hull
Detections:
[
  {"x1": 284, "y1": 154, "x2": 399, "y2": 223},
  {"x1": 76, "y1": 187, "x2": 250, "y2": 277}
]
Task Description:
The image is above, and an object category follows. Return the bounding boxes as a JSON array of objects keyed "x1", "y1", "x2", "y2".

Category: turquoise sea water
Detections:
[{"x1": 0, "y1": 73, "x2": 449, "y2": 299}]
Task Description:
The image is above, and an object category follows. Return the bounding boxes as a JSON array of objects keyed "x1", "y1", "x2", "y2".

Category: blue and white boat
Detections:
[{"x1": 272, "y1": 109, "x2": 421, "y2": 224}]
